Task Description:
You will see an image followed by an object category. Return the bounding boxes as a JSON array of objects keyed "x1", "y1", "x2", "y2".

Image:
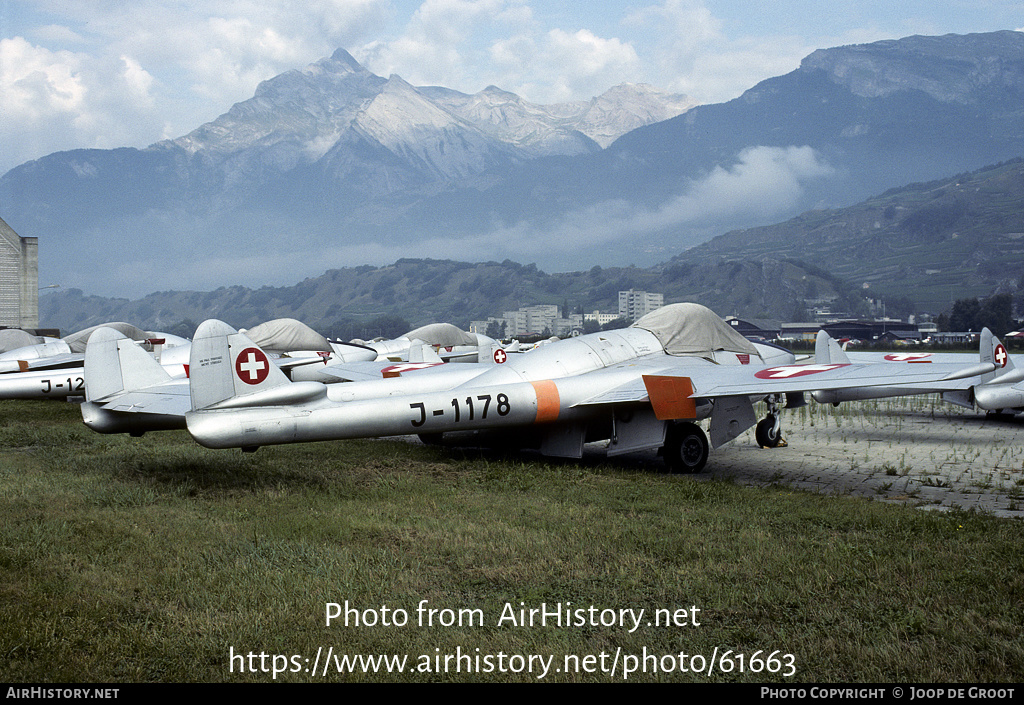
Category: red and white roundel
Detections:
[
  {"x1": 754, "y1": 363, "x2": 847, "y2": 379},
  {"x1": 381, "y1": 362, "x2": 443, "y2": 378},
  {"x1": 493, "y1": 348, "x2": 507, "y2": 364},
  {"x1": 884, "y1": 353, "x2": 933, "y2": 362},
  {"x1": 994, "y1": 343, "x2": 1008, "y2": 368},
  {"x1": 235, "y1": 347, "x2": 270, "y2": 385}
]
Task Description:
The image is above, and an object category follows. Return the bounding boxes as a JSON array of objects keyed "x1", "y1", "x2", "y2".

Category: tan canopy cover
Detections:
[
  {"x1": 631, "y1": 303, "x2": 760, "y2": 358},
  {"x1": 243, "y1": 318, "x2": 331, "y2": 352},
  {"x1": 0, "y1": 329, "x2": 45, "y2": 353},
  {"x1": 402, "y1": 323, "x2": 477, "y2": 347},
  {"x1": 63, "y1": 322, "x2": 149, "y2": 353}
]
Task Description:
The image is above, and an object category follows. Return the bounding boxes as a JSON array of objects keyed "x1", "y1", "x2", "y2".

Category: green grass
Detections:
[{"x1": 1, "y1": 400, "x2": 1022, "y2": 682}]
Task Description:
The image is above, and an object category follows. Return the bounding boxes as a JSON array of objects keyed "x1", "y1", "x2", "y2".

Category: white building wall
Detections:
[
  {"x1": 0, "y1": 216, "x2": 38, "y2": 329},
  {"x1": 618, "y1": 290, "x2": 663, "y2": 321}
]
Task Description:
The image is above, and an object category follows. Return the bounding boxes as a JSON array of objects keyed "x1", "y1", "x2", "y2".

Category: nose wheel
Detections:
[
  {"x1": 755, "y1": 395, "x2": 786, "y2": 448},
  {"x1": 755, "y1": 416, "x2": 783, "y2": 448}
]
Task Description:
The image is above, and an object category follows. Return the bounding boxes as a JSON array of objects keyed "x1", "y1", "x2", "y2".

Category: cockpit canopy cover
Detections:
[
  {"x1": 0, "y1": 329, "x2": 45, "y2": 352},
  {"x1": 402, "y1": 323, "x2": 477, "y2": 347},
  {"x1": 63, "y1": 322, "x2": 149, "y2": 353},
  {"x1": 242, "y1": 318, "x2": 332, "y2": 352},
  {"x1": 631, "y1": 303, "x2": 760, "y2": 358}
]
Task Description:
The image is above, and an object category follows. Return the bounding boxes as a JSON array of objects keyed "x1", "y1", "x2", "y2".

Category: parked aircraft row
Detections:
[
  {"x1": 72, "y1": 303, "x2": 1016, "y2": 473},
  {"x1": 0, "y1": 318, "x2": 503, "y2": 401},
  {"x1": 2, "y1": 305, "x2": 1018, "y2": 472}
]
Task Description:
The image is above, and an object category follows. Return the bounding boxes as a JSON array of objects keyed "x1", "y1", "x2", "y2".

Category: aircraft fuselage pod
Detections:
[{"x1": 0, "y1": 368, "x2": 86, "y2": 399}]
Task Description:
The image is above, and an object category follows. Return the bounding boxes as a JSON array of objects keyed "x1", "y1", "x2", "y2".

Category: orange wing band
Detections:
[
  {"x1": 643, "y1": 375, "x2": 697, "y2": 420},
  {"x1": 531, "y1": 380, "x2": 561, "y2": 423}
]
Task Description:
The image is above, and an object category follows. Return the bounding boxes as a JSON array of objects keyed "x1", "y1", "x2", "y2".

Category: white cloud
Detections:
[
  {"x1": 486, "y1": 28, "x2": 641, "y2": 102},
  {"x1": 417, "y1": 145, "x2": 837, "y2": 270},
  {"x1": 120, "y1": 55, "x2": 156, "y2": 108},
  {"x1": 1, "y1": 37, "x2": 86, "y2": 119},
  {"x1": 622, "y1": 0, "x2": 814, "y2": 103},
  {"x1": 0, "y1": 37, "x2": 92, "y2": 169},
  {"x1": 0, "y1": 1, "x2": 395, "y2": 173},
  {"x1": 648, "y1": 145, "x2": 835, "y2": 227},
  {"x1": 358, "y1": 0, "x2": 534, "y2": 90}
]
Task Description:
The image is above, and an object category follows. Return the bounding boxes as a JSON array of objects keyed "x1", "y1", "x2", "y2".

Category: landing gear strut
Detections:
[
  {"x1": 755, "y1": 395, "x2": 786, "y2": 449},
  {"x1": 663, "y1": 422, "x2": 710, "y2": 474}
]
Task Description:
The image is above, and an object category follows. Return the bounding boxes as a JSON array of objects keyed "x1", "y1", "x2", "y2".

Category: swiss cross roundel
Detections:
[
  {"x1": 995, "y1": 343, "x2": 1008, "y2": 368},
  {"x1": 493, "y1": 348, "x2": 507, "y2": 364},
  {"x1": 884, "y1": 353, "x2": 932, "y2": 362},
  {"x1": 754, "y1": 363, "x2": 847, "y2": 379},
  {"x1": 235, "y1": 347, "x2": 270, "y2": 385}
]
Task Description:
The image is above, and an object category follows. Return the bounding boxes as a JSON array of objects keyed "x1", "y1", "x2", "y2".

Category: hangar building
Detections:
[{"x1": 0, "y1": 216, "x2": 39, "y2": 330}]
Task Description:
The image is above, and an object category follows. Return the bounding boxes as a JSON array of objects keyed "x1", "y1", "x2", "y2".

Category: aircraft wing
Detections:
[
  {"x1": 575, "y1": 358, "x2": 989, "y2": 410},
  {"x1": 0, "y1": 353, "x2": 84, "y2": 373},
  {"x1": 684, "y1": 361, "x2": 985, "y2": 397}
]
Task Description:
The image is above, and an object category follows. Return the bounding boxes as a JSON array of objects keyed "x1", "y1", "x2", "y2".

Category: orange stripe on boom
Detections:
[
  {"x1": 531, "y1": 380, "x2": 560, "y2": 423},
  {"x1": 643, "y1": 375, "x2": 697, "y2": 420}
]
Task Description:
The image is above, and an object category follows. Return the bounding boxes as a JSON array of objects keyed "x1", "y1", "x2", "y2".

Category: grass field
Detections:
[{"x1": 1, "y1": 399, "x2": 1022, "y2": 682}]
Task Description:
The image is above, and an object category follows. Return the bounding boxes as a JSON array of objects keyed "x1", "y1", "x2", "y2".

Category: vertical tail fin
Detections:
[
  {"x1": 814, "y1": 330, "x2": 851, "y2": 365},
  {"x1": 480, "y1": 342, "x2": 510, "y2": 365},
  {"x1": 980, "y1": 328, "x2": 1015, "y2": 382},
  {"x1": 84, "y1": 327, "x2": 173, "y2": 401},
  {"x1": 189, "y1": 319, "x2": 325, "y2": 410},
  {"x1": 190, "y1": 320, "x2": 291, "y2": 409},
  {"x1": 408, "y1": 343, "x2": 443, "y2": 363}
]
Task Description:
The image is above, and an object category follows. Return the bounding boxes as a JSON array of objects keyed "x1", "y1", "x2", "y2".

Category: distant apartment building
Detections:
[
  {"x1": 618, "y1": 289, "x2": 663, "y2": 321},
  {"x1": 471, "y1": 304, "x2": 573, "y2": 338},
  {"x1": 581, "y1": 311, "x2": 621, "y2": 327},
  {"x1": 472, "y1": 298, "x2": 661, "y2": 339},
  {"x1": 0, "y1": 216, "x2": 38, "y2": 329}
]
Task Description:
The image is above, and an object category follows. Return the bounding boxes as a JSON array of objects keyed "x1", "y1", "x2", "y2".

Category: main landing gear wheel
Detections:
[
  {"x1": 663, "y1": 422, "x2": 709, "y2": 474},
  {"x1": 755, "y1": 416, "x2": 783, "y2": 448}
]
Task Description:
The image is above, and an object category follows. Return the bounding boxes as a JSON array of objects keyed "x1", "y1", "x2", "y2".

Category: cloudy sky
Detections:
[{"x1": 2, "y1": 0, "x2": 1022, "y2": 176}]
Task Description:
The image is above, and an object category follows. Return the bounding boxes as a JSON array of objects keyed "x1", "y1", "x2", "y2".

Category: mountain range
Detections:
[
  {"x1": 36, "y1": 155, "x2": 1024, "y2": 334},
  {"x1": 3, "y1": 30, "x2": 1024, "y2": 304},
  {"x1": 685, "y1": 158, "x2": 1024, "y2": 313}
]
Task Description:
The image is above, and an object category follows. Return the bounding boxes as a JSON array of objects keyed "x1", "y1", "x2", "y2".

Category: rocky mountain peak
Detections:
[
  {"x1": 801, "y1": 30, "x2": 1024, "y2": 103},
  {"x1": 321, "y1": 48, "x2": 364, "y2": 74},
  {"x1": 583, "y1": 83, "x2": 696, "y2": 146},
  {"x1": 166, "y1": 48, "x2": 691, "y2": 164}
]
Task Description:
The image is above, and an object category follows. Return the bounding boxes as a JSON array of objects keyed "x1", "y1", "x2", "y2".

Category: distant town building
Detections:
[
  {"x1": 929, "y1": 331, "x2": 980, "y2": 344},
  {"x1": 582, "y1": 310, "x2": 621, "y2": 327},
  {"x1": 618, "y1": 289, "x2": 663, "y2": 321},
  {"x1": 0, "y1": 216, "x2": 38, "y2": 329},
  {"x1": 726, "y1": 317, "x2": 782, "y2": 341},
  {"x1": 472, "y1": 294, "x2": 664, "y2": 339},
  {"x1": 471, "y1": 304, "x2": 573, "y2": 338}
]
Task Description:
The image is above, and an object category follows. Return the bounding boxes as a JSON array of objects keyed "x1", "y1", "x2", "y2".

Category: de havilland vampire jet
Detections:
[
  {"x1": 82, "y1": 303, "x2": 993, "y2": 472},
  {"x1": 0, "y1": 322, "x2": 192, "y2": 400}
]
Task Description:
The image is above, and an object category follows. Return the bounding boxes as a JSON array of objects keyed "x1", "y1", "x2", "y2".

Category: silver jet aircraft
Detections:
[
  {"x1": 83, "y1": 303, "x2": 992, "y2": 472},
  {"x1": 0, "y1": 322, "x2": 190, "y2": 400}
]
